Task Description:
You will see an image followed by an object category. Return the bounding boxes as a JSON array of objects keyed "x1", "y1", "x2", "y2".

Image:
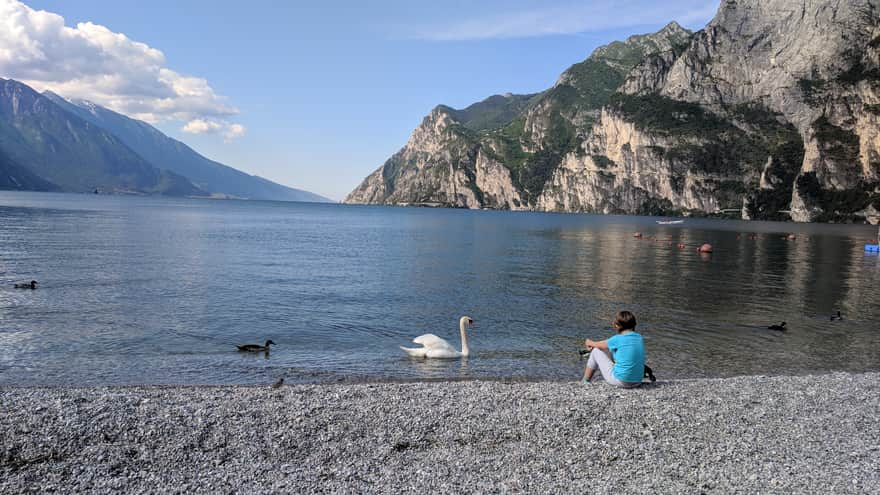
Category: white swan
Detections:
[{"x1": 400, "y1": 316, "x2": 474, "y2": 358}]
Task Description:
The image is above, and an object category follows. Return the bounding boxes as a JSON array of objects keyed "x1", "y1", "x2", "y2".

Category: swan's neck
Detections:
[{"x1": 460, "y1": 321, "x2": 469, "y2": 357}]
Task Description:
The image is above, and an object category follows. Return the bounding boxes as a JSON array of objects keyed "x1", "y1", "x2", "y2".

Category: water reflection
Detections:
[
  {"x1": 405, "y1": 356, "x2": 470, "y2": 379},
  {"x1": 538, "y1": 222, "x2": 880, "y2": 378}
]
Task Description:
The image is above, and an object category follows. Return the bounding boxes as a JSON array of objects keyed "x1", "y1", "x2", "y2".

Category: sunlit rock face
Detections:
[
  {"x1": 347, "y1": 0, "x2": 880, "y2": 222},
  {"x1": 344, "y1": 107, "x2": 524, "y2": 209}
]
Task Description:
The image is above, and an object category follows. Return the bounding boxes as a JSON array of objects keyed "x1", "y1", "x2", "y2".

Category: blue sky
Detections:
[{"x1": 6, "y1": 0, "x2": 718, "y2": 200}]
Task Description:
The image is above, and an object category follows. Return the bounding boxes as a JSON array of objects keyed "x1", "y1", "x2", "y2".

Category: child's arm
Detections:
[{"x1": 585, "y1": 338, "x2": 608, "y2": 350}]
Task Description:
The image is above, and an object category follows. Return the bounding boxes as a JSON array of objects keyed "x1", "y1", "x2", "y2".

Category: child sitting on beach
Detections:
[{"x1": 582, "y1": 310, "x2": 645, "y2": 388}]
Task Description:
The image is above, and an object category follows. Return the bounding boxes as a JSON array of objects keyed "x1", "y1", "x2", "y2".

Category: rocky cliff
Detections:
[{"x1": 346, "y1": 0, "x2": 880, "y2": 223}]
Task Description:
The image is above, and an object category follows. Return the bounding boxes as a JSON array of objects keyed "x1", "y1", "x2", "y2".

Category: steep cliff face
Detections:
[
  {"x1": 347, "y1": 0, "x2": 880, "y2": 222},
  {"x1": 345, "y1": 108, "x2": 527, "y2": 209},
  {"x1": 537, "y1": 96, "x2": 804, "y2": 220},
  {"x1": 639, "y1": 0, "x2": 880, "y2": 221},
  {"x1": 536, "y1": 108, "x2": 729, "y2": 214},
  {"x1": 346, "y1": 23, "x2": 692, "y2": 210}
]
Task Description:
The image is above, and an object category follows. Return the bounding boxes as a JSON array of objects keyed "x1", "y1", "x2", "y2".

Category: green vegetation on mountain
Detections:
[
  {"x1": 796, "y1": 172, "x2": 880, "y2": 222},
  {"x1": 468, "y1": 23, "x2": 696, "y2": 204},
  {"x1": 551, "y1": 59, "x2": 628, "y2": 110},
  {"x1": 439, "y1": 94, "x2": 537, "y2": 132},
  {"x1": 812, "y1": 116, "x2": 859, "y2": 163},
  {"x1": 797, "y1": 77, "x2": 828, "y2": 103},
  {"x1": 608, "y1": 93, "x2": 730, "y2": 136},
  {"x1": 608, "y1": 95, "x2": 803, "y2": 174},
  {"x1": 607, "y1": 93, "x2": 804, "y2": 219}
]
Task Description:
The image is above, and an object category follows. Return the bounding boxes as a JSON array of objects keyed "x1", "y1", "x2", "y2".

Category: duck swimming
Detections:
[
  {"x1": 14, "y1": 280, "x2": 37, "y2": 289},
  {"x1": 236, "y1": 339, "x2": 275, "y2": 352},
  {"x1": 768, "y1": 322, "x2": 787, "y2": 331}
]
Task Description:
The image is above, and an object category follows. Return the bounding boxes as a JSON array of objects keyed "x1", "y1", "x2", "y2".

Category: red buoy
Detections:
[{"x1": 697, "y1": 243, "x2": 713, "y2": 253}]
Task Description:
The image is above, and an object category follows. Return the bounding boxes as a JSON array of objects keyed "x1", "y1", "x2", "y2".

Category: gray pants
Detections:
[{"x1": 587, "y1": 348, "x2": 641, "y2": 388}]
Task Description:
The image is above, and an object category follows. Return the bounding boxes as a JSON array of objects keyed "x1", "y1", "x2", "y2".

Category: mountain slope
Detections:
[
  {"x1": 0, "y1": 79, "x2": 201, "y2": 196},
  {"x1": 346, "y1": 22, "x2": 695, "y2": 209},
  {"x1": 644, "y1": 0, "x2": 880, "y2": 221},
  {"x1": 346, "y1": 2, "x2": 880, "y2": 223},
  {"x1": 42, "y1": 92, "x2": 331, "y2": 203},
  {"x1": 0, "y1": 147, "x2": 59, "y2": 191},
  {"x1": 437, "y1": 93, "x2": 537, "y2": 132}
]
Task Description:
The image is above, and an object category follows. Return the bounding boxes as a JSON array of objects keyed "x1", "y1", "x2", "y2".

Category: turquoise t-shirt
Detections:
[{"x1": 607, "y1": 331, "x2": 645, "y2": 383}]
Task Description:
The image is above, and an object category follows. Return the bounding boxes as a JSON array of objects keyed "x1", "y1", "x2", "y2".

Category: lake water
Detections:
[{"x1": 0, "y1": 191, "x2": 878, "y2": 386}]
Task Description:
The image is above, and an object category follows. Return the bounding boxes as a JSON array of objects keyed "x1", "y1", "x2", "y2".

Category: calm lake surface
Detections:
[{"x1": 0, "y1": 191, "x2": 878, "y2": 385}]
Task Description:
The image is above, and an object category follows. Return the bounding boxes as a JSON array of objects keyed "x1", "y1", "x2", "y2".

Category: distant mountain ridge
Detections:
[
  {"x1": 0, "y1": 78, "x2": 330, "y2": 202},
  {"x1": 0, "y1": 147, "x2": 59, "y2": 191},
  {"x1": 43, "y1": 92, "x2": 330, "y2": 202},
  {"x1": 0, "y1": 78, "x2": 200, "y2": 196}
]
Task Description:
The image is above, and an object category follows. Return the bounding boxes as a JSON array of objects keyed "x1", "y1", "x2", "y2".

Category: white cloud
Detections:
[
  {"x1": 0, "y1": 0, "x2": 245, "y2": 140},
  {"x1": 223, "y1": 123, "x2": 246, "y2": 143},
  {"x1": 406, "y1": 1, "x2": 718, "y2": 41},
  {"x1": 182, "y1": 119, "x2": 223, "y2": 134},
  {"x1": 182, "y1": 118, "x2": 246, "y2": 144}
]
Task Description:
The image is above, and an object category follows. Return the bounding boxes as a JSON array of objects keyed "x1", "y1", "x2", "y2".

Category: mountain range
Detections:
[
  {"x1": 346, "y1": 0, "x2": 880, "y2": 223},
  {"x1": 0, "y1": 78, "x2": 329, "y2": 202}
]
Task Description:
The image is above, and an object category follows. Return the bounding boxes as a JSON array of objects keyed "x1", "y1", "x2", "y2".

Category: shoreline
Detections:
[
  {"x1": 2, "y1": 372, "x2": 878, "y2": 493},
  {"x1": 3, "y1": 366, "x2": 879, "y2": 389}
]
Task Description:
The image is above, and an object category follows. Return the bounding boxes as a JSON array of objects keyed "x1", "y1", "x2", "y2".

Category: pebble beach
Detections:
[{"x1": 2, "y1": 373, "x2": 879, "y2": 493}]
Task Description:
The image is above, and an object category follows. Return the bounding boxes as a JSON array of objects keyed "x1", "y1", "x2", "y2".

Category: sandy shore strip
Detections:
[{"x1": 2, "y1": 373, "x2": 878, "y2": 494}]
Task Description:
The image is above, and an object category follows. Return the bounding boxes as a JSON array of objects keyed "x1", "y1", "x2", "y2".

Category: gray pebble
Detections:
[{"x1": 1, "y1": 373, "x2": 878, "y2": 493}]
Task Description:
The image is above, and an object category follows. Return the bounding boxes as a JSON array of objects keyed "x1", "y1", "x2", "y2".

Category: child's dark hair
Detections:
[{"x1": 613, "y1": 311, "x2": 637, "y2": 331}]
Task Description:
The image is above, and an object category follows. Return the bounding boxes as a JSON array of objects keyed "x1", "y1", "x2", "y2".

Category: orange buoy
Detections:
[{"x1": 697, "y1": 243, "x2": 713, "y2": 253}]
